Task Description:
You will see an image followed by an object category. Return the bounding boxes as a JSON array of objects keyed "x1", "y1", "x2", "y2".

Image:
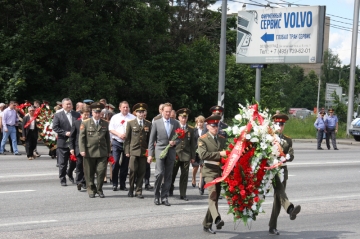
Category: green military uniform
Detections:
[
  {"x1": 198, "y1": 116, "x2": 226, "y2": 230},
  {"x1": 79, "y1": 102, "x2": 111, "y2": 198},
  {"x1": 268, "y1": 113, "x2": 300, "y2": 235},
  {"x1": 170, "y1": 123, "x2": 196, "y2": 199},
  {"x1": 124, "y1": 103, "x2": 152, "y2": 197}
]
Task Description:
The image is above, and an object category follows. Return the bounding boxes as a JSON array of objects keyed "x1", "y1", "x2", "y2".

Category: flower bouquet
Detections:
[
  {"x1": 159, "y1": 128, "x2": 186, "y2": 159},
  {"x1": 204, "y1": 102, "x2": 288, "y2": 226},
  {"x1": 36, "y1": 106, "x2": 57, "y2": 150}
]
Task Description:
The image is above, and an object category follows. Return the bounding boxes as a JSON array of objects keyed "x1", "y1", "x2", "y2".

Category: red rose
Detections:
[
  {"x1": 254, "y1": 196, "x2": 260, "y2": 203},
  {"x1": 233, "y1": 138, "x2": 238, "y2": 143},
  {"x1": 240, "y1": 190, "x2": 246, "y2": 198},
  {"x1": 120, "y1": 120, "x2": 125, "y2": 124},
  {"x1": 229, "y1": 143, "x2": 234, "y2": 149}
]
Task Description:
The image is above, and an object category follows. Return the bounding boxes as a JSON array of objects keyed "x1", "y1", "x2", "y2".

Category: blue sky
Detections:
[{"x1": 210, "y1": 0, "x2": 357, "y2": 66}]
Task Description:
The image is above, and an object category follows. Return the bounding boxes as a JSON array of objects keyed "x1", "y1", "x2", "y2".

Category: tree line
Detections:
[{"x1": 1, "y1": 0, "x2": 359, "y2": 120}]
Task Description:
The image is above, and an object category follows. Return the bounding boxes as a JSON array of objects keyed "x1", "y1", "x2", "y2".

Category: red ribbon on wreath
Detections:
[{"x1": 24, "y1": 104, "x2": 45, "y2": 129}]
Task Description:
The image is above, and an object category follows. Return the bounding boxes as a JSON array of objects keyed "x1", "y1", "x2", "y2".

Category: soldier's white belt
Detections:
[{"x1": 204, "y1": 160, "x2": 220, "y2": 166}]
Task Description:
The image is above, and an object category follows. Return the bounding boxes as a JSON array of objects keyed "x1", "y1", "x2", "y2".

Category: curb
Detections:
[{"x1": 293, "y1": 139, "x2": 360, "y2": 146}]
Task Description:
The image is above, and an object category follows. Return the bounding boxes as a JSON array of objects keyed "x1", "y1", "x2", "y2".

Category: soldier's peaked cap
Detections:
[
  {"x1": 90, "y1": 102, "x2": 105, "y2": 112},
  {"x1": 133, "y1": 103, "x2": 148, "y2": 112},
  {"x1": 210, "y1": 105, "x2": 224, "y2": 114},
  {"x1": 176, "y1": 108, "x2": 191, "y2": 117},
  {"x1": 205, "y1": 115, "x2": 221, "y2": 126},
  {"x1": 272, "y1": 114, "x2": 289, "y2": 123}
]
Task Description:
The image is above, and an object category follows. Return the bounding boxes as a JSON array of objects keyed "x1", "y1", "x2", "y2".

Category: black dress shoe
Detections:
[
  {"x1": 89, "y1": 194, "x2": 95, "y2": 198},
  {"x1": 82, "y1": 184, "x2": 86, "y2": 189},
  {"x1": 119, "y1": 187, "x2": 128, "y2": 191},
  {"x1": 77, "y1": 183, "x2": 82, "y2": 191},
  {"x1": 56, "y1": 164, "x2": 59, "y2": 167},
  {"x1": 98, "y1": 193, "x2": 105, "y2": 198},
  {"x1": 215, "y1": 217, "x2": 224, "y2": 229},
  {"x1": 68, "y1": 177, "x2": 75, "y2": 184},
  {"x1": 317, "y1": 147, "x2": 323, "y2": 150},
  {"x1": 162, "y1": 198, "x2": 171, "y2": 206},
  {"x1": 145, "y1": 184, "x2": 154, "y2": 190},
  {"x1": 289, "y1": 205, "x2": 301, "y2": 220},
  {"x1": 61, "y1": 182, "x2": 67, "y2": 186},
  {"x1": 180, "y1": 196, "x2": 189, "y2": 201},
  {"x1": 169, "y1": 191, "x2": 173, "y2": 196},
  {"x1": 203, "y1": 227, "x2": 216, "y2": 234},
  {"x1": 269, "y1": 228, "x2": 280, "y2": 235},
  {"x1": 192, "y1": 183, "x2": 196, "y2": 187},
  {"x1": 137, "y1": 194, "x2": 144, "y2": 199},
  {"x1": 14, "y1": 152, "x2": 21, "y2": 155},
  {"x1": 199, "y1": 188, "x2": 204, "y2": 195},
  {"x1": 334, "y1": 148, "x2": 339, "y2": 150},
  {"x1": 154, "y1": 198, "x2": 160, "y2": 205},
  {"x1": 128, "y1": 192, "x2": 134, "y2": 197},
  {"x1": 112, "y1": 186, "x2": 118, "y2": 191}
]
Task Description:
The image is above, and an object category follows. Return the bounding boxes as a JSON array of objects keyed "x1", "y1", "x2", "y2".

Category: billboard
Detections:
[
  {"x1": 236, "y1": 6, "x2": 326, "y2": 64},
  {"x1": 326, "y1": 83, "x2": 342, "y2": 102}
]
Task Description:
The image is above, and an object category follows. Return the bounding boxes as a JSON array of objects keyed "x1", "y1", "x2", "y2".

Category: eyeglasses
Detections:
[{"x1": 276, "y1": 122, "x2": 285, "y2": 126}]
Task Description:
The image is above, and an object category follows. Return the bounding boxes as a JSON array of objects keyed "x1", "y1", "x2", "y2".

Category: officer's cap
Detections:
[
  {"x1": 205, "y1": 115, "x2": 221, "y2": 126},
  {"x1": 83, "y1": 99, "x2": 94, "y2": 105},
  {"x1": 56, "y1": 101, "x2": 62, "y2": 106},
  {"x1": 133, "y1": 103, "x2": 148, "y2": 112},
  {"x1": 108, "y1": 103, "x2": 115, "y2": 109},
  {"x1": 90, "y1": 102, "x2": 105, "y2": 113},
  {"x1": 210, "y1": 105, "x2": 224, "y2": 115},
  {"x1": 272, "y1": 114, "x2": 289, "y2": 123},
  {"x1": 176, "y1": 108, "x2": 191, "y2": 117}
]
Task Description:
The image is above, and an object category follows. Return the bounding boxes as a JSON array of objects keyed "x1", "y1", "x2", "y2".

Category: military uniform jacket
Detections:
[
  {"x1": 124, "y1": 119, "x2": 151, "y2": 157},
  {"x1": 176, "y1": 125, "x2": 196, "y2": 162},
  {"x1": 198, "y1": 132, "x2": 226, "y2": 179},
  {"x1": 78, "y1": 118, "x2": 111, "y2": 158},
  {"x1": 279, "y1": 133, "x2": 294, "y2": 162}
]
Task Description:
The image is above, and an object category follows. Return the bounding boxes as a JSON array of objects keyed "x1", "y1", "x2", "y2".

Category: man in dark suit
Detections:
[
  {"x1": 69, "y1": 105, "x2": 90, "y2": 191},
  {"x1": 198, "y1": 115, "x2": 227, "y2": 234},
  {"x1": 22, "y1": 106, "x2": 38, "y2": 160},
  {"x1": 147, "y1": 102, "x2": 181, "y2": 206},
  {"x1": 125, "y1": 103, "x2": 152, "y2": 199},
  {"x1": 52, "y1": 98, "x2": 80, "y2": 186}
]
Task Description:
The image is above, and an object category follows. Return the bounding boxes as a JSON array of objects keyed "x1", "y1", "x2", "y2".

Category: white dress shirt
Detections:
[{"x1": 109, "y1": 112, "x2": 136, "y2": 142}]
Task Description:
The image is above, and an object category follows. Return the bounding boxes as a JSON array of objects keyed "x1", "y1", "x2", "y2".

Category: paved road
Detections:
[{"x1": 0, "y1": 141, "x2": 359, "y2": 239}]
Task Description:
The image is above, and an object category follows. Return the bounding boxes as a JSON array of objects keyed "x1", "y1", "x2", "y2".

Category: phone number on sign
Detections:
[{"x1": 276, "y1": 48, "x2": 311, "y2": 54}]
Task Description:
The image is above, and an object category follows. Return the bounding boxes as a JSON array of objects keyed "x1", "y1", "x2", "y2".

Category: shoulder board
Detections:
[
  {"x1": 283, "y1": 134, "x2": 292, "y2": 139},
  {"x1": 200, "y1": 134, "x2": 207, "y2": 139},
  {"x1": 144, "y1": 119, "x2": 151, "y2": 123},
  {"x1": 218, "y1": 134, "x2": 225, "y2": 138},
  {"x1": 128, "y1": 119, "x2": 136, "y2": 123},
  {"x1": 187, "y1": 125, "x2": 194, "y2": 129},
  {"x1": 83, "y1": 118, "x2": 90, "y2": 122}
]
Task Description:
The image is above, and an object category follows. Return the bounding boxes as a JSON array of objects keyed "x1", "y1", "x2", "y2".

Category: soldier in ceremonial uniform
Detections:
[
  {"x1": 79, "y1": 102, "x2": 111, "y2": 198},
  {"x1": 209, "y1": 105, "x2": 228, "y2": 139},
  {"x1": 124, "y1": 103, "x2": 152, "y2": 199},
  {"x1": 169, "y1": 108, "x2": 196, "y2": 201},
  {"x1": 198, "y1": 115, "x2": 227, "y2": 234},
  {"x1": 268, "y1": 113, "x2": 301, "y2": 235}
]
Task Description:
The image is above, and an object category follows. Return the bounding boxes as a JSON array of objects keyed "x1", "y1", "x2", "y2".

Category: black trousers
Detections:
[
  {"x1": 57, "y1": 147, "x2": 76, "y2": 183},
  {"x1": 144, "y1": 162, "x2": 151, "y2": 186},
  {"x1": 75, "y1": 154, "x2": 85, "y2": 185},
  {"x1": 25, "y1": 129, "x2": 37, "y2": 157}
]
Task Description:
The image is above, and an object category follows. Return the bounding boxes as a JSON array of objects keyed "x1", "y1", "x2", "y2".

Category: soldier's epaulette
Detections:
[
  {"x1": 218, "y1": 134, "x2": 225, "y2": 138},
  {"x1": 83, "y1": 118, "x2": 90, "y2": 122},
  {"x1": 187, "y1": 125, "x2": 194, "y2": 129},
  {"x1": 283, "y1": 134, "x2": 291, "y2": 138},
  {"x1": 128, "y1": 118, "x2": 136, "y2": 123},
  {"x1": 144, "y1": 119, "x2": 151, "y2": 123},
  {"x1": 200, "y1": 134, "x2": 207, "y2": 139}
]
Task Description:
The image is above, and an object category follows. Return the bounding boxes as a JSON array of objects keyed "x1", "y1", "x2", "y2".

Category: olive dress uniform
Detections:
[
  {"x1": 170, "y1": 124, "x2": 196, "y2": 200},
  {"x1": 198, "y1": 115, "x2": 226, "y2": 233},
  {"x1": 79, "y1": 106, "x2": 111, "y2": 198},
  {"x1": 269, "y1": 114, "x2": 301, "y2": 235},
  {"x1": 124, "y1": 103, "x2": 152, "y2": 198}
]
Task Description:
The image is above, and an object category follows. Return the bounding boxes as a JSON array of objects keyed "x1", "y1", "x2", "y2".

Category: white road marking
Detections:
[
  {"x1": 0, "y1": 190, "x2": 35, "y2": 194},
  {"x1": 0, "y1": 220, "x2": 57, "y2": 227},
  {"x1": 290, "y1": 161, "x2": 360, "y2": 166},
  {"x1": 0, "y1": 173, "x2": 57, "y2": 178},
  {"x1": 183, "y1": 194, "x2": 360, "y2": 210}
]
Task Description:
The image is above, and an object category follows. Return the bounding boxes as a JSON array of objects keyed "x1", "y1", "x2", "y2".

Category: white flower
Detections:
[
  {"x1": 266, "y1": 134, "x2": 274, "y2": 142},
  {"x1": 235, "y1": 114, "x2": 242, "y2": 121},
  {"x1": 245, "y1": 134, "x2": 251, "y2": 140},
  {"x1": 258, "y1": 206, "x2": 263, "y2": 212},
  {"x1": 260, "y1": 142, "x2": 267, "y2": 150},
  {"x1": 250, "y1": 137, "x2": 259, "y2": 143},
  {"x1": 286, "y1": 154, "x2": 290, "y2": 160},
  {"x1": 239, "y1": 126, "x2": 246, "y2": 134},
  {"x1": 232, "y1": 125, "x2": 239, "y2": 135},
  {"x1": 251, "y1": 204, "x2": 257, "y2": 211}
]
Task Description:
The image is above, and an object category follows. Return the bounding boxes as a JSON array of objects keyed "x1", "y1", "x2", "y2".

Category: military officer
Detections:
[
  {"x1": 268, "y1": 113, "x2": 301, "y2": 235},
  {"x1": 209, "y1": 105, "x2": 228, "y2": 139},
  {"x1": 169, "y1": 108, "x2": 196, "y2": 200},
  {"x1": 198, "y1": 115, "x2": 227, "y2": 234},
  {"x1": 124, "y1": 103, "x2": 152, "y2": 199},
  {"x1": 79, "y1": 102, "x2": 111, "y2": 198}
]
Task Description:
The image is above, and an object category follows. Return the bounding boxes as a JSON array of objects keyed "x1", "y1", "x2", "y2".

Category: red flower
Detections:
[
  {"x1": 254, "y1": 196, "x2": 260, "y2": 203},
  {"x1": 69, "y1": 154, "x2": 77, "y2": 162},
  {"x1": 108, "y1": 156, "x2": 115, "y2": 165},
  {"x1": 144, "y1": 149, "x2": 149, "y2": 157},
  {"x1": 174, "y1": 128, "x2": 186, "y2": 139},
  {"x1": 229, "y1": 143, "x2": 234, "y2": 150},
  {"x1": 233, "y1": 138, "x2": 238, "y2": 143},
  {"x1": 120, "y1": 120, "x2": 125, "y2": 124}
]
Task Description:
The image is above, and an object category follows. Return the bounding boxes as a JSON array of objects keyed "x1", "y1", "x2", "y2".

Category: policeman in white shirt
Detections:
[{"x1": 109, "y1": 101, "x2": 136, "y2": 191}]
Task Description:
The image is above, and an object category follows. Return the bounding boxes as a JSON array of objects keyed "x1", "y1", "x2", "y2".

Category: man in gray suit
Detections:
[
  {"x1": 53, "y1": 98, "x2": 81, "y2": 186},
  {"x1": 147, "y1": 102, "x2": 180, "y2": 206}
]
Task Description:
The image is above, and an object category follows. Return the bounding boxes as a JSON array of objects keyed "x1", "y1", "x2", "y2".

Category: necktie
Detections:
[
  {"x1": 182, "y1": 126, "x2": 185, "y2": 130},
  {"x1": 165, "y1": 120, "x2": 170, "y2": 138},
  {"x1": 214, "y1": 136, "x2": 218, "y2": 144},
  {"x1": 139, "y1": 121, "x2": 143, "y2": 130},
  {"x1": 96, "y1": 120, "x2": 99, "y2": 127}
]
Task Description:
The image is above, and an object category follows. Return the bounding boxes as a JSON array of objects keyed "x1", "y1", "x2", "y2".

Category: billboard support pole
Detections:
[
  {"x1": 347, "y1": 0, "x2": 360, "y2": 136},
  {"x1": 218, "y1": 0, "x2": 227, "y2": 119},
  {"x1": 255, "y1": 68, "x2": 261, "y2": 102}
]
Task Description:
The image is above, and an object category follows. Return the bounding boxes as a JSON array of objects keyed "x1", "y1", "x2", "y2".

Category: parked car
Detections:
[{"x1": 295, "y1": 109, "x2": 311, "y2": 119}]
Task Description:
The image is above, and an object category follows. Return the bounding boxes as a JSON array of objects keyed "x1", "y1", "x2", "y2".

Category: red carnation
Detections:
[
  {"x1": 254, "y1": 196, "x2": 260, "y2": 203},
  {"x1": 69, "y1": 154, "x2": 77, "y2": 162},
  {"x1": 229, "y1": 143, "x2": 234, "y2": 150},
  {"x1": 120, "y1": 120, "x2": 125, "y2": 124}
]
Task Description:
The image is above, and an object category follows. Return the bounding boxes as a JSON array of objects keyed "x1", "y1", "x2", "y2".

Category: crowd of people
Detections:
[{"x1": 0, "y1": 98, "x2": 301, "y2": 235}]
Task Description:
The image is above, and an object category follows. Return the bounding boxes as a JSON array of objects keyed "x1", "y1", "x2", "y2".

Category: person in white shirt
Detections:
[{"x1": 109, "y1": 101, "x2": 136, "y2": 191}]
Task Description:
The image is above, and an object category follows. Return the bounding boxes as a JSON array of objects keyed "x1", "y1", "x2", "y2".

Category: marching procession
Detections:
[{"x1": 0, "y1": 98, "x2": 301, "y2": 235}]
